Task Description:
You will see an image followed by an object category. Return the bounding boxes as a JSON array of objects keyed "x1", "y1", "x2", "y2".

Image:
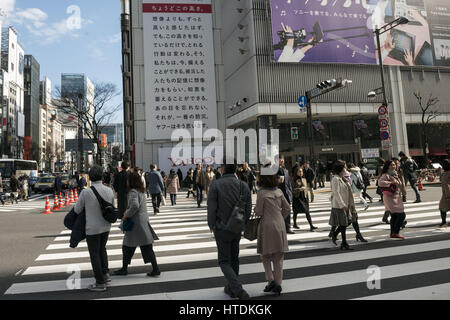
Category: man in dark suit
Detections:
[
  {"x1": 277, "y1": 155, "x2": 294, "y2": 234},
  {"x1": 304, "y1": 161, "x2": 315, "y2": 202},
  {"x1": 113, "y1": 162, "x2": 129, "y2": 219}
]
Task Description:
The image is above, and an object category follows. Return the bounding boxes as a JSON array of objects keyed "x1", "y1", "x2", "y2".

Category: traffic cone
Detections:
[
  {"x1": 65, "y1": 192, "x2": 70, "y2": 206},
  {"x1": 418, "y1": 177, "x2": 423, "y2": 191},
  {"x1": 59, "y1": 192, "x2": 65, "y2": 208},
  {"x1": 53, "y1": 194, "x2": 59, "y2": 211},
  {"x1": 43, "y1": 196, "x2": 53, "y2": 214},
  {"x1": 70, "y1": 189, "x2": 75, "y2": 204},
  {"x1": 74, "y1": 190, "x2": 79, "y2": 202}
]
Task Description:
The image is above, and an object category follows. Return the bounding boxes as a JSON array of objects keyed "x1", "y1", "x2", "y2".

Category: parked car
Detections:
[{"x1": 33, "y1": 176, "x2": 55, "y2": 193}]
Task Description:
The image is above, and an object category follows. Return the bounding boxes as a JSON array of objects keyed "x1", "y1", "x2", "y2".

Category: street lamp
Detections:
[
  {"x1": 120, "y1": 0, "x2": 135, "y2": 167},
  {"x1": 374, "y1": 17, "x2": 409, "y2": 107}
]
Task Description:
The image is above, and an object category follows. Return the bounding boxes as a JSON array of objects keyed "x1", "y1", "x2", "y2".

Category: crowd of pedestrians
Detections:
[{"x1": 61, "y1": 152, "x2": 449, "y2": 298}]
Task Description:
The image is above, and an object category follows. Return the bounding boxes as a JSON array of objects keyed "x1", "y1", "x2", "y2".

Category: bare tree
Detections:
[
  {"x1": 44, "y1": 143, "x2": 56, "y2": 172},
  {"x1": 55, "y1": 81, "x2": 121, "y2": 165},
  {"x1": 413, "y1": 91, "x2": 440, "y2": 167}
]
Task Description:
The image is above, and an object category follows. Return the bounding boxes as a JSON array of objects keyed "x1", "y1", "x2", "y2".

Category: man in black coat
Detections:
[
  {"x1": 113, "y1": 162, "x2": 129, "y2": 219},
  {"x1": 303, "y1": 161, "x2": 315, "y2": 203},
  {"x1": 277, "y1": 156, "x2": 294, "y2": 234}
]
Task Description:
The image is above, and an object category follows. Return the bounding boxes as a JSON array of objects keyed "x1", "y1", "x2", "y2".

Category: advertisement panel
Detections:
[
  {"x1": 142, "y1": 0, "x2": 218, "y2": 141},
  {"x1": 270, "y1": 0, "x2": 450, "y2": 67}
]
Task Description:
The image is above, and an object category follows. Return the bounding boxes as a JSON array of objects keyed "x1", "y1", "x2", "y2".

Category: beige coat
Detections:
[
  {"x1": 440, "y1": 171, "x2": 450, "y2": 212},
  {"x1": 254, "y1": 188, "x2": 290, "y2": 255},
  {"x1": 165, "y1": 175, "x2": 180, "y2": 195}
]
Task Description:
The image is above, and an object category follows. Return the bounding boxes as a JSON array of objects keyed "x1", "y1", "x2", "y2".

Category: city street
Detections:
[{"x1": 1, "y1": 185, "x2": 448, "y2": 300}]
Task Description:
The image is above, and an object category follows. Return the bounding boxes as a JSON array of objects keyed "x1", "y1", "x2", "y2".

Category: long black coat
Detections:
[
  {"x1": 113, "y1": 170, "x2": 129, "y2": 217},
  {"x1": 292, "y1": 177, "x2": 309, "y2": 214}
]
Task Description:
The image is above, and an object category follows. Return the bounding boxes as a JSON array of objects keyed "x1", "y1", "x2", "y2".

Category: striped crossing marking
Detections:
[{"x1": 3, "y1": 192, "x2": 450, "y2": 300}]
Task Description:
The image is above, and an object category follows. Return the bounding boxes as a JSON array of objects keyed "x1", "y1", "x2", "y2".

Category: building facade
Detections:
[
  {"x1": 130, "y1": 0, "x2": 449, "y2": 172},
  {"x1": 1, "y1": 27, "x2": 25, "y2": 159},
  {"x1": 23, "y1": 55, "x2": 40, "y2": 161}
]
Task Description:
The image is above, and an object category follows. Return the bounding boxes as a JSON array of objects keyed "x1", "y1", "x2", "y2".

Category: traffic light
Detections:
[{"x1": 291, "y1": 127, "x2": 299, "y2": 140}]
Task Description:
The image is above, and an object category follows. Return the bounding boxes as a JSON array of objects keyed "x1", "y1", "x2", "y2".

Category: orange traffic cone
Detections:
[
  {"x1": 53, "y1": 194, "x2": 59, "y2": 211},
  {"x1": 43, "y1": 196, "x2": 53, "y2": 214},
  {"x1": 74, "y1": 190, "x2": 79, "y2": 202},
  {"x1": 59, "y1": 192, "x2": 65, "y2": 208},
  {"x1": 70, "y1": 189, "x2": 75, "y2": 204},
  {"x1": 418, "y1": 177, "x2": 423, "y2": 191},
  {"x1": 65, "y1": 192, "x2": 70, "y2": 206}
]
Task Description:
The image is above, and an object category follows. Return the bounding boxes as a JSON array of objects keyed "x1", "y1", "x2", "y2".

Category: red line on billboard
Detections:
[{"x1": 143, "y1": 3, "x2": 212, "y2": 14}]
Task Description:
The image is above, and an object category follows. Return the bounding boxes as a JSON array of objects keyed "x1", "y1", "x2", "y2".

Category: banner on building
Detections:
[
  {"x1": 142, "y1": 0, "x2": 218, "y2": 140},
  {"x1": 270, "y1": 0, "x2": 450, "y2": 67}
]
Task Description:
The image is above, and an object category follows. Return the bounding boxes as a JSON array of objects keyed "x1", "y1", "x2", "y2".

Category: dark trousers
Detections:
[
  {"x1": 86, "y1": 232, "x2": 110, "y2": 285},
  {"x1": 441, "y1": 210, "x2": 447, "y2": 224},
  {"x1": 196, "y1": 186, "x2": 204, "y2": 206},
  {"x1": 214, "y1": 229, "x2": 243, "y2": 296},
  {"x1": 362, "y1": 186, "x2": 372, "y2": 201},
  {"x1": 151, "y1": 193, "x2": 162, "y2": 213},
  {"x1": 122, "y1": 244, "x2": 159, "y2": 270},
  {"x1": 293, "y1": 211, "x2": 314, "y2": 228},
  {"x1": 408, "y1": 178, "x2": 420, "y2": 200},
  {"x1": 170, "y1": 194, "x2": 177, "y2": 205},
  {"x1": 390, "y1": 212, "x2": 406, "y2": 234}
]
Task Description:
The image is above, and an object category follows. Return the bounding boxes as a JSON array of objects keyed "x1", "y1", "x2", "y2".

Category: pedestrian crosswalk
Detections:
[
  {"x1": 0, "y1": 194, "x2": 50, "y2": 213},
  {"x1": 3, "y1": 192, "x2": 450, "y2": 300}
]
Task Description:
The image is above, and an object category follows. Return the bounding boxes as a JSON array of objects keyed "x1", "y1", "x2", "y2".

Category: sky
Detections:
[{"x1": 0, "y1": 0, "x2": 124, "y2": 123}]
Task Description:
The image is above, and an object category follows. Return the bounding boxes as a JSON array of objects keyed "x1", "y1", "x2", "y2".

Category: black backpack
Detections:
[{"x1": 91, "y1": 186, "x2": 118, "y2": 224}]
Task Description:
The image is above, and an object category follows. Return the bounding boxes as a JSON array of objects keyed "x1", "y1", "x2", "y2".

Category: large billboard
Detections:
[
  {"x1": 142, "y1": 0, "x2": 218, "y2": 141},
  {"x1": 270, "y1": 0, "x2": 450, "y2": 67}
]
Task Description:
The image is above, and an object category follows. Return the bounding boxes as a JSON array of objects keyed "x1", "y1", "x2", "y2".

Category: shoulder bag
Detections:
[
  {"x1": 243, "y1": 210, "x2": 260, "y2": 241},
  {"x1": 224, "y1": 180, "x2": 246, "y2": 234},
  {"x1": 91, "y1": 186, "x2": 119, "y2": 223}
]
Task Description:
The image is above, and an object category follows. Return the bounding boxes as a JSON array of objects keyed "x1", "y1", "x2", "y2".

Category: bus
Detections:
[{"x1": 0, "y1": 159, "x2": 39, "y2": 185}]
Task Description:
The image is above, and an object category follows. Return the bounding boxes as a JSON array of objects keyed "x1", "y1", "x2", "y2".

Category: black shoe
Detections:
[
  {"x1": 356, "y1": 233, "x2": 368, "y2": 243},
  {"x1": 414, "y1": 199, "x2": 421, "y2": 203},
  {"x1": 369, "y1": 198, "x2": 373, "y2": 203},
  {"x1": 113, "y1": 268, "x2": 128, "y2": 276},
  {"x1": 237, "y1": 290, "x2": 250, "y2": 300},
  {"x1": 331, "y1": 231, "x2": 338, "y2": 245},
  {"x1": 287, "y1": 230, "x2": 295, "y2": 234},
  {"x1": 402, "y1": 196, "x2": 407, "y2": 203},
  {"x1": 224, "y1": 285, "x2": 236, "y2": 298},
  {"x1": 293, "y1": 225, "x2": 300, "y2": 230},
  {"x1": 271, "y1": 285, "x2": 282, "y2": 296},
  {"x1": 340, "y1": 242, "x2": 353, "y2": 250},
  {"x1": 263, "y1": 281, "x2": 276, "y2": 293},
  {"x1": 310, "y1": 226, "x2": 318, "y2": 232},
  {"x1": 147, "y1": 269, "x2": 161, "y2": 277}
]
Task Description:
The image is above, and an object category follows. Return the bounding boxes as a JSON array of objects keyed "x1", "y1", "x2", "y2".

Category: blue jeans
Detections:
[
  {"x1": 170, "y1": 194, "x2": 177, "y2": 205},
  {"x1": 196, "y1": 186, "x2": 204, "y2": 206}
]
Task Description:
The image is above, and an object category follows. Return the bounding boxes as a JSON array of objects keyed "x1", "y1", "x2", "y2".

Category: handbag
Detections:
[
  {"x1": 243, "y1": 211, "x2": 260, "y2": 241},
  {"x1": 120, "y1": 218, "x2": 134, "y2": 232},
  {"x1": 91, "y1": 186, "x2": 119, "y2": 223},
  {"x1": 381, "y1": 184, "x2": 397, "y2": 196}
]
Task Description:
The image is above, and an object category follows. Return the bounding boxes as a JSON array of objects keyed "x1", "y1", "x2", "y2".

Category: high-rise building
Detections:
[
  {"x1": 23, "y1": 55, "x2": 40, "y2": 161},
  {"x1": 1, "y1": 26, "x2": 25, "y2": 159},
  {"x1": 60, "y1": 73, "x2": 94, "y2": 118},
  {"x1": 100, "y1": 123, "x2": 124, "y2": 151},
  {"x1": 40, "y1": 76, "x2": 52, "y2": 106}
]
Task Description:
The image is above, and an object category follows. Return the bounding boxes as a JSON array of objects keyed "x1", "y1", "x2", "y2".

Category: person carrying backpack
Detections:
[
  {"x1": 349, "y1": 163, "x2": 369, "y2": 210},
  {"x1": 399, "y1": 152, "x2": 421, "y2": 203}
]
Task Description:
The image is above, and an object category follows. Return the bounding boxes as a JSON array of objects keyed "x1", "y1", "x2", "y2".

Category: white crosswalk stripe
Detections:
[{"x1": 3, "y1": 192, "x2": 450, "y2": 300}]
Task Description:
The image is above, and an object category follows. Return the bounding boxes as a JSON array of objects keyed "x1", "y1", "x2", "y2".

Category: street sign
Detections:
[
  {"x1": 381, "y1": 140, "x2": 392, "y2": 150},
  {"x1": 298, "y1": 95, "x2": 307, "y2": 109},
  {"x1": 378, "y1": 105, "x2": 388, "y2": 116},
  {"x1": 379, "y1": 118, "x2": 389, "y2": 128},
  {"x1": 380, "y1": 131, "x2": 390, "y2": 140},
  {"x1": 361, "y1": 148, "x2": 380, "y2": 159}
]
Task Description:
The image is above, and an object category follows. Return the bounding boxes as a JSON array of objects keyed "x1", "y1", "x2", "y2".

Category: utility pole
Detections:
[{"x1": 77, "y1": 93, "x2": 84, "y2": 172}]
